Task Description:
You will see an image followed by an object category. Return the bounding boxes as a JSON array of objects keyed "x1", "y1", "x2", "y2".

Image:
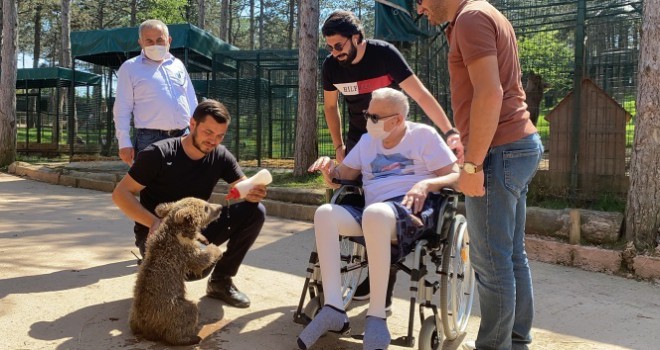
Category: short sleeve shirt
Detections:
[
  {"x1": 322, "y1": 39, "x2": 414, "y2": 143},
  {"x1": 446, "y1": 0, "x2": 536, "y2": 147},
  {"x1": 343, "y1": 122, "x2": 456, "y2": 206},
  {"x1": 128, "y1": 137, "x2": 244, "y2": 214}
]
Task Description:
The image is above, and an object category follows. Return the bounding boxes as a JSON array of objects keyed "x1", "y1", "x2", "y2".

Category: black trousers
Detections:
[{"x1": 134, "y1": 201, "x2": 266, "y2": 278}]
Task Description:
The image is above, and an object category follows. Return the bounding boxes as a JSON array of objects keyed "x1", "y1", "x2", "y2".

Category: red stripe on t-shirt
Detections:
[{"x1": 356, "y1": 75, "x2": 394, "y2": 94}]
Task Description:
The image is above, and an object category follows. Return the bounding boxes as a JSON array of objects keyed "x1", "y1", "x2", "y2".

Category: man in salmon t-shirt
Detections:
[{"x1": 417, "y1": 1, "x2": 544, "y2": 349}]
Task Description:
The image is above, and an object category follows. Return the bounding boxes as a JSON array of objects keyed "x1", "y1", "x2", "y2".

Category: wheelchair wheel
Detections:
[
  {"x1": 418, "y1": 316, "x2": 443, "y2": 350},
  {"x1": 339, "y1": 236, "x2": 367, "y2": 308},
  {"x1": 440, "y1": 214, "x2": 475, "y2": 340}
]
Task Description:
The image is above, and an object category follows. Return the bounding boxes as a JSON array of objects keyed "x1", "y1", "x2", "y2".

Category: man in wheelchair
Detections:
[{"x1": 300, "y1": 87, "x2": 459, "y2": 350}]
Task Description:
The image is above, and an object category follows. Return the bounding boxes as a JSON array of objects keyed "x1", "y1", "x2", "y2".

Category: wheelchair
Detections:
[{"x1": 293, "y1": 180, "x2": 476, "y2": 349}]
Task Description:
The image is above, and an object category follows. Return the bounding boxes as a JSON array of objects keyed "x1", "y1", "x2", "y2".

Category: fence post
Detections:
[
  {"x1": 570, "y1": 0, "x2": 587, "y2": 200},
  {"x1": 256, "y1": 52, "x2": 262, "y2": 167}
]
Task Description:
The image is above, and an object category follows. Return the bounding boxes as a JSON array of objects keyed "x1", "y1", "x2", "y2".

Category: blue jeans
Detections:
[
  {"x1": 134, "y1": 127, "x2": 189, "y2": 153},
  {"x1": 465, "y1": 133, "x2": 543, "y2": 350}
]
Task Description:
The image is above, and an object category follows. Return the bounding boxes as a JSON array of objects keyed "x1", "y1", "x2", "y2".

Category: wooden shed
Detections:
[{"x1": 545, "y1": 78, "x2": 631, "y2": 195}]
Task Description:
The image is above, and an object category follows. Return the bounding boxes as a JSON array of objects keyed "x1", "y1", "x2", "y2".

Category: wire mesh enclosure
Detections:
[
  {"x1": 33, "y1": 1, "x2": 639, "y2": 200},
  {"x1": 493, "y1": 0, "x2": 641, "y2": 198},
  {"x1": 15, "y1": 67, "x2": 103, "y2": 156},
  {"x1": 67, "y1": 24, "x2": 236, "y2": 157},
  {"x1": 210, "y1": 49, "x2": 336, "y2": 163}
]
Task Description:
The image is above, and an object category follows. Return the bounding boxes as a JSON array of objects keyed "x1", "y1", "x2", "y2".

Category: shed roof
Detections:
[
  {"x1": 71, "y1": 23, "x2": 238, "y2": 72},
  {"x1": 16, "y1": 67, "x2": 102, "y2": 89}
]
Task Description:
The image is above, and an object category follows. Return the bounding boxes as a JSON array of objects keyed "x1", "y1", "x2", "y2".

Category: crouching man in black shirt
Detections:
[{"x1": 112, "y1": 99, "x2": 266, "y2": 309}]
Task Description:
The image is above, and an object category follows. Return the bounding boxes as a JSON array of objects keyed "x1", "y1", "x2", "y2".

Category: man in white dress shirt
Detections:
[{"x1": 113, "y1": 19, "x2": 198, "y2": 166}]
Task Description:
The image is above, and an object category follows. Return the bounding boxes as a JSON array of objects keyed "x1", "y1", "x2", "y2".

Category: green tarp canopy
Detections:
[
  {"x1": 16, "y1": 67, "x2": 102, "y2": 89},
  {"x1": 71, "y1": 23, "x2": 238, "y2": 72},
  {"x1": 374, "y1": 0, "x2": 433, "y2": 41}
]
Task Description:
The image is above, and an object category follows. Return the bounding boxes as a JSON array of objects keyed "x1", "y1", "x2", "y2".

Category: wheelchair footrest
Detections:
[
  {"x1": 292, "y1": 313, "x2": 312, "y2": 326},
  {"x1": 351, "y1": 335, "x2": 415, "y2": 348}
]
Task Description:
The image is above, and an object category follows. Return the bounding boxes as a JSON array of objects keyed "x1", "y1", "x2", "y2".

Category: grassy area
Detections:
[
  {"x1": 527, "y1": 184, "x2": 627, "y2": 213},
  {"x1": 242, "y1": 167, "x2": 326, "y2": 189}
]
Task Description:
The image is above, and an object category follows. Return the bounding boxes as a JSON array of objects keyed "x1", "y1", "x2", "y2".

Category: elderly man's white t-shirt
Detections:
[{"x1": 343, "y1": 121, "x2": 457, "y2": 206}]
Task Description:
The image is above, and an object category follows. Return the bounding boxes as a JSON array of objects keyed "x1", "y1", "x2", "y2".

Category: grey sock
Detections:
[
  {"x1": 297, "y1": 305, "x2": 350, "y2": 349},
  {"x1": 363, "y1": 316, "x2": 391, "y2": 350}
]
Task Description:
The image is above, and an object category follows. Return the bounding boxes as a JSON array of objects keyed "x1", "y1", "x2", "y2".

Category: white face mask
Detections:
[
  {"x1": 366, "y1": 118, "x2": 392, "y2": 140},
  {"x1": 144, "y1": 45, "x2": 169, "y2": 61}
]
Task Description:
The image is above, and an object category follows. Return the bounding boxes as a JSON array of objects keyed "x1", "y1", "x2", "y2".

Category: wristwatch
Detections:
[
  {"x1": 443, "y1": 128, "x2": 460, "y2": 139},
  {"x1": 462, "y1": 162, "x2": 483, "y2": 174}
]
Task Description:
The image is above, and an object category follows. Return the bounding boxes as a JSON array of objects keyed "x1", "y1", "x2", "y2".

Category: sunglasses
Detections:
[
  {"x1": 325, "y1": 38, "x2": 350, "y2": 53},
  {"x1": 363, "y1": 111, "x2": 399, "y2": 124}
]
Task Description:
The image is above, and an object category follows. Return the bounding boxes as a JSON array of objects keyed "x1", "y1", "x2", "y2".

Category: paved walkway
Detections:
[{"x1": 1, "y1": 173, "x2": 659, "y2": 350}]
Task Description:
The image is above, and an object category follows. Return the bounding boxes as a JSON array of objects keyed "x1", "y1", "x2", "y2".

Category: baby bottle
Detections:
[{"x1": 226, "y1": 169, "x2": 272, "y2": 200}]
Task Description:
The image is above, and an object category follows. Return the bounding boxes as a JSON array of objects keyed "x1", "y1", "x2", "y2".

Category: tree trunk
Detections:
[
  {"x1": 130, "y1": 0, "x2": 137, "y2": 26},
  {"x1": 198, "y1": 0, "x2": 205, "y2": 29},
  {"x1": 227, "y1": 0, "x2": 235, "y2": 45},
  {"x1": 287, "y1": 0, "x2": 295, "y2": 49},
  {"x1": 249, "y1": 0, "x2": 254, "y2": 50},
  {"x1": 97, "y1": 0, "x2": 105, "y2": 28},
  {"x1": 625, "y1": 0, "x2": 660, "y2": 252},
  {"x1": 295, "y1": 0, "x2": 301, "y2": 48},
  {"x1": 219, "y1": 0, "x2": 229, "y2": 41},
  {"x1": 293, "y1": 0, "x2": 318, "y2": 176},
  {"x1": 61, "y1": 0, "x2": 71, "y2": 68},
  {"x1": 60, "y1": 0, "x2": 77, "y2": 147},
  {"x1": 33, "y1": 4, "x2": 41, "y2": 68},
  {"x1": 28, "y1": 4, "x2": 42, "y2": 129},
  {"x1": 0, "y1": 0, "x2": 18, "y2": 167},
  {"x1": 258, "y1": 0, "x2": 263, "y2": 49}
]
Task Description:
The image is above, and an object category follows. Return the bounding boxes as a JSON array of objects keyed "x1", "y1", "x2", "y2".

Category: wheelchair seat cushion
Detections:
[{"x1": 339, "y1": 193, "x2": 444, "y2": 262}]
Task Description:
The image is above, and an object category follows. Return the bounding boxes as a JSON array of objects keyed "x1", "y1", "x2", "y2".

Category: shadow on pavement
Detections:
[
  {"x1": 29, "y1": 298, "x2": 134, "y2": 350},
  {"x1": 0, "y1": 260, "x2": 135, "y2": 299}
]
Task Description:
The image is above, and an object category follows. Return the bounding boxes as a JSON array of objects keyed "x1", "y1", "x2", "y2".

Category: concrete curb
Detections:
[{"x1": 5, "y1": 161, "x2": 660, "y2": 281}]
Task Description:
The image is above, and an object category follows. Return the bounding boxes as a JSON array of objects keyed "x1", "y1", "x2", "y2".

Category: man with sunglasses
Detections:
[
  {"x1": 321, "y1": 10, "x2": 463, "y2": 162},
  {"x1": 320, "y1": 9, "x2": 464, "y2": 308},
  {"x1": 302, "y1": 88, "x2": 459, "y2": 350},
  {"x1": 417, "y1": 1, "x2": 544, "y2": 349}
]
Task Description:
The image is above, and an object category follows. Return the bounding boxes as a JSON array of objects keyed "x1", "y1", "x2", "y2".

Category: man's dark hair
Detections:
[
  {"x1": 192, "y1": 99, "x2": 231, "y2": 124},
  {"x1": 321, "y1": 10, "x2": 365, "y2": 43}
]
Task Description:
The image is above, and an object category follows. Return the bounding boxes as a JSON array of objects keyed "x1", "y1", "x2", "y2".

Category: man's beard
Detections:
[
  {"x1": 427, "y1": 2, "x2": 450, "y2": 26},
  {"x1": 191, "y1": 131, "x2": 212, "y2": 154},
  {"x1": 336, "y1": 42, "x2": 358, "y2": 68}
]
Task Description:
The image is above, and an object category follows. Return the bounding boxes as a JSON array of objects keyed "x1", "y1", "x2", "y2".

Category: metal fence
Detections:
[
  {"x1": 15, "y1": 67, "x2": 105, "y2": 156},
  {"x1": 494, "y1": 0, "x2": 641, "y2": 198},
  {"x1": 33, "y1": 1, "x2": 640, "y2": 199}
]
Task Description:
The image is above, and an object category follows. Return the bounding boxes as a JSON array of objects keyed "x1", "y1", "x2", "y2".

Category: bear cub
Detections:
[{"x1": 129, "y1": 197, "x2": 223, "y2": 345}]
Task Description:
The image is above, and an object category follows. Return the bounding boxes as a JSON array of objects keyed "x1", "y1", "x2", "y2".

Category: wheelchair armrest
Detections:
[
  {"x1": 438, "y1": 187, "x2": 459, "y2": 196},
  {"x1": 332, "y1": 178, "x2": 362, "y2": 187}
]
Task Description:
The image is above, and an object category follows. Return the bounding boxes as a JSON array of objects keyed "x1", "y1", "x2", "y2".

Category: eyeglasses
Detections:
[
  {"x1": 363, "y1": 110, "x2": 399, "y2": 124},
  {"x1": 325, "y1": 38, "x2": 350, "y2": 53}
]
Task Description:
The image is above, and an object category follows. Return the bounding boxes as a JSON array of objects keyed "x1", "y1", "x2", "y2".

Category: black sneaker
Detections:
[
  {"x1": 353, "y1": 276, "x2": 371, "y2": 301},
  {"x1": 207, "y1": 276, "x2": 251, "y2": 308}
]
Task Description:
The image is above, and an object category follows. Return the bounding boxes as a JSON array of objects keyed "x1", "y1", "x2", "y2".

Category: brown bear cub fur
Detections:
[{"x1": 129, "y1": 197, "x2": 223, "y2": 345}]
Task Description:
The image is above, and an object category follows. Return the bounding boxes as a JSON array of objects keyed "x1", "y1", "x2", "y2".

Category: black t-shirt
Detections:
[
  {"x1": 322, "y1": 39, "x2": 414, "y2": 144},
  {"x1": 128, "y1": 137, "x2": 244, "y2": 216}
]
